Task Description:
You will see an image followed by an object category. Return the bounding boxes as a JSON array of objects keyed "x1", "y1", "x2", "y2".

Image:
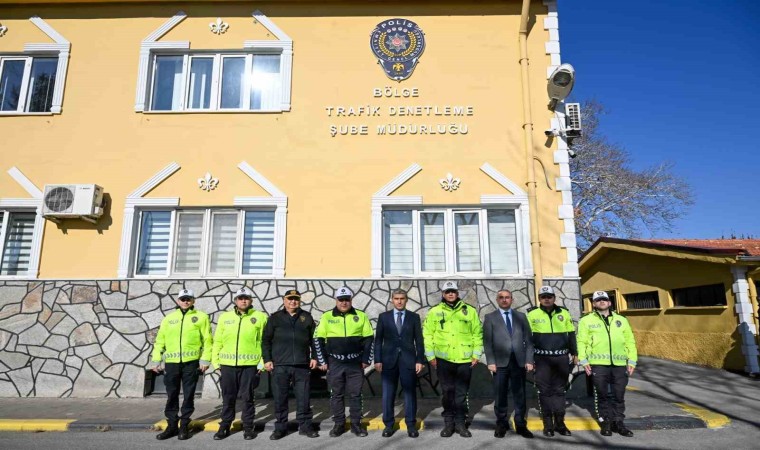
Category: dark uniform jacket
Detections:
[{"x1": 262, "y1": 308, "x2": 317, "y2": 366}]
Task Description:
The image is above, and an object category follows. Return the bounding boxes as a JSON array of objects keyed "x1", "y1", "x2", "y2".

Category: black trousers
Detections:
[
  {"x1": 436, "y1": 359, "x2": 472, "y2": 425},
  {"x1": 381, "y1": 363, "x2": 417, "y2": 428},
  {"x1": 272, "y1": 365, "x2": 313, "y2": 432},
  {"x1": 219, "y1": 365, "x2": 260, "y2": 430},
  {"x1": 163, "y1": 360, "x2": 200, "y2": 424},
  {"x1": 493, "y1": 354, "x2": 527, "y2": 428},
  {"x1": 326, "y1": 361, "x2": 364, "y2": 425},
  {"x1": 534, "y1": 354, "x2": 570, "y2": 415},
  {"x1": 592, "y1": 365, "x2": 628, "y2": 422}
]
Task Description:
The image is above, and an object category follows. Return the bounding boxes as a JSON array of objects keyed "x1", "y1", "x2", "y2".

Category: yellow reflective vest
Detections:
[
  {"x1": 151, "y1": 307, "x2": 212, "y2": 365},
  {"x1": 423, "y1": 300, "x2": 483, "y2": 364},
  {"x1": 212, "y1": 307, "x2": 268, "y2": 369},
  {"x1": 577, "y1": 311, "x2": 637, "y2": 367}
]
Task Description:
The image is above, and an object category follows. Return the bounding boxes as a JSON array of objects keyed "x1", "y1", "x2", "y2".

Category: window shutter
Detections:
[
  {"x1": 173, "y1": 212, "x2": 204, "y2": 274},
  {"x1": 0, "y1": 212, "x2": 36, "y2": 275},
  {"x1": 420, "y1": 212, "x2": 446, "y2": 272},
  {"x1": 208, "y1": 213, "x2": 238, "y2": 274},
  {"x1": 242, "y1": 211, "x2": 275, "y2": 274},
  {"x1": 383, "y1": 210, "x2": 413, "y2": 275},
  {"x1": 135, "y1": 211, "x2": 171, "y2": 275},
  {"x1": 487, "y1": 210, "x2": 519, "y2": 274},
  {"x1": 454, "y1": 212, "x2": 482, "y2": 271}
]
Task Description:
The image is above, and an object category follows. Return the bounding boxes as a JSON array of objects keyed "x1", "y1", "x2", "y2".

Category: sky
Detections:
[{"x1": 559, "y1": 0, "x2": 760, "y2": 239}]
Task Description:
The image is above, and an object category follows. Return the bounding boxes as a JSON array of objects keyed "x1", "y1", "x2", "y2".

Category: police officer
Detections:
[
  {"x1": 422, "y1": 281, "x2": 483, "y2": 438},
  {"x1": 212, "y1": 287, "x2": 268, "y2": 441},
  {"x1": 262, "y1": 289, "x2": 319, "y2": 440},
  {"x1": 313, "y1": 286, "x2": 374, "y2": 438},
  {"x1": 151, "y1": 288, "x2": 212, "y2": 440},
  {"x1": 527, "y1": 285, "x2": 577, "y2": 437},
  {"x1": 578, "y1": 291, "x2": 637, "y2": 437}
]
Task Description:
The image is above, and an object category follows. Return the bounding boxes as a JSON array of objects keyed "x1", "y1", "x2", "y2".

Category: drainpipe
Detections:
[{"x1": 519, "y1": 0, "x2": 543, "y2": 302}]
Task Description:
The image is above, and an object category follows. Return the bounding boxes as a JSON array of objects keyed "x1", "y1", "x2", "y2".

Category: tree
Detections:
[{"x1": 569, "y1": 100, "x2": 694, "y2": 252}]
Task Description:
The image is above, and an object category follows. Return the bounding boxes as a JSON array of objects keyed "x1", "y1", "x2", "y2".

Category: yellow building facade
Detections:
[
  {"x1": 0, "y1": 0, "x2": 581, "y2": 397},
  {"x1": 580, "y1": 238, "x2": 760, "y2": 374}
]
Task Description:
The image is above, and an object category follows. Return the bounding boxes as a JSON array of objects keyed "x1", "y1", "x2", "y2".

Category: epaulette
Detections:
[{"x1": 527, "y1": 306, "x2": 538, "y2": 312}]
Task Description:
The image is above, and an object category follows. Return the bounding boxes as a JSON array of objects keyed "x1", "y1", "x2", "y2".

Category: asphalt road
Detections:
[{"x1": 0, "y1": 424, "x2": 757, "y2": 450}]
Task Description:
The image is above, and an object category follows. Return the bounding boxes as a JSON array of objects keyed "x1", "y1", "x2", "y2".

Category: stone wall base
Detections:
[{"x1": 0, "y1": 278, "x2": 580, "y2": 398}]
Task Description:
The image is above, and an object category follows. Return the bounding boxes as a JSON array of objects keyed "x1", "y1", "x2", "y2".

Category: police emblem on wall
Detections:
[{"x1": 370, "y1": 18, "x2": 425, "y2": 81}]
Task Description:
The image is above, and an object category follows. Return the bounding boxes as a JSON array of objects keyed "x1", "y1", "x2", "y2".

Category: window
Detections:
[
  {"x1": 382, "y1": 208, "x2": 521, "y2": 276},
  {"x1": 672, "y1": 283, "x2": 726, "y2": 307},
  {"x1": 134, "y1": 209, "x2": 275, "y2": 277},
  {"x1": 0, "y1": 56, "x2": 58, "y2": 113},
  {"x1": 0, "y1": 211, "x2": 37, "y2": 275},
  {"x1": 624, "y1": 291, "x2": 660, "y2": 310},
  {"x1": 147, "y1": 53, "x2": 282, "y2": 112}
]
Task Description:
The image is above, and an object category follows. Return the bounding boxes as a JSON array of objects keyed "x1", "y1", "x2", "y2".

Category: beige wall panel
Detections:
[
  {"x1": 1, "y1": 1, "x2": 564, "y2": 278},
  {"x1": 0, "y1": 18, "x2": 52, "y2": 50}
]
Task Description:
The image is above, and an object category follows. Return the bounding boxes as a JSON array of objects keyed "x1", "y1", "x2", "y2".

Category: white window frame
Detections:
[
  {"x1": 134, "y1": 10, "x2": 293, "y2": 113},
  {"x1": 132, "y1": 207, "x2": 275, "y2": 279},
  {"x1": 0, "y1": 204, "x2": 44, "y2": 279},
  {"x1": 0, "y1": 55, "x2": 60, "y2": 114},
  {"x1": 0, "y1": 16, "x2": 70, "y2": 116},
  {"x1": 382, "y1": 206, "x2": 525, "y2": 277}
]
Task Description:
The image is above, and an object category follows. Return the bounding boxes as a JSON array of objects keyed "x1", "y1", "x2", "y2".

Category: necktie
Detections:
[
  {"x1": 396, "y1": 312, "x2": 403, "y2": 334},
  {"x1": 505, "y1": 311, "x2": 512, "y2": 335}
]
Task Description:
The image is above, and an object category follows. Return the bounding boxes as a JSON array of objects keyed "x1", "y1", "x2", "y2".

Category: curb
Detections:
[{"x1": 0, "y1": 413, "x2": 721, "y2": 433}]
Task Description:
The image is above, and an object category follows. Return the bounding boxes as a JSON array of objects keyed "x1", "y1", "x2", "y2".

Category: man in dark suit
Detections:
[
  {"x1": 483, "y1": 289, "x2": 535, "y2": 439},
  {"x1": 374, "y1": 290, "x2": 425, "y2": 438}
]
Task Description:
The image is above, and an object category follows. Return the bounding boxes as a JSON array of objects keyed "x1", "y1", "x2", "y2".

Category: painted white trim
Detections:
[
  {"x1": 374, "y1": 163, "x2": 422, "y2": 197},
  {"x1": 117, "y1": 162, "x2": 181, "y2": 277},
  {"x1": 135, "y1": 10, "x2": 293, "y2": 112},
  {"x1": 0, "y1": 198, "x2": 40, "y2": 208},
  {"x1": 544, "y1": 0, "x2": 578, "y2": 278},
  {"x1": 8, "y1": 17, "x2": 71, "y2": 114},
  {"x1": 7, "y1": 167, "x2": 43, "y2": 199},
  {"x1": 731, "y1": 266, "x2": 760, "y2": 373},
  {"x1": 237, "y1": 161, "x2": 286, "y2": 197},
  {"x1": 235, "y1": 162, "x2": 287, "y2": 277},
  {"x1": 479, "y1": 163, "x2": 528, "y2": 197},
  {"x1": 370, "y1": 164, "x2": 424, "y2": 277},
  {"x1": 252, "y1": 9, "x2": 292, "y2": 41},
  {"x1": 234, "y1": 197, "x2": 287, "y2": 207},
  {"x1": 128, "y1": 162, "x2": 181, "y2": 198}
]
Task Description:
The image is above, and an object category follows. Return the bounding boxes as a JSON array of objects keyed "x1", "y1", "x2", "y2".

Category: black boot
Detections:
[
  {"x1": 329, "y1": 422, "x2": 345, "y2": 437},
  {"x1": 156, "y1": 420, "x2": 178, "y2": 440},
  {"x1": 177, "y1": 420, "x2": 191, "y2": 440},
  {"x1": 542, "y1": 415, "x2": 554, "y2": 437},
  {"x1": 600, "y1": 420, "x2": 612, "y2": 436},
  {"x1": 213, "y1": 426, "x2": 230, "y2": 440},
  {"x1": 615, "y1": 421, "x2": 633, "y2": 437},
  {"x1": 440, "y1": 423, "x2": 455, "y2": 437},
  {"x1": 554, "y1": 413, "x2": 571, "y2": 436}
]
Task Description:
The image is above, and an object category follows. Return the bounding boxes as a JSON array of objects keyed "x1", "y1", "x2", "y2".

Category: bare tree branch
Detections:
[{"x1": 570, "y1": 100, "x2": 694, "y2": 252}]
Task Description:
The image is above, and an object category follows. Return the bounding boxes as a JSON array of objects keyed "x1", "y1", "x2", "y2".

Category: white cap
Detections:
[
  {"x1": 178, "y1": 288, "x2": 194, "y2": 299},
  {"x1": 441, "y1": 281, "x2": 459, "y2": 291},
  {"x1": 538, "y1": 286, "x2": 555, "y2": 296},
  {"x1": 592, "y1": 291, "x2": 610, "y2": 301},
  {"x1": 335, "y1": 286, "x2": 354, "y2": 299},
  {"x1": 234, "y1": 287, "x2": 254, "y2": 299}
]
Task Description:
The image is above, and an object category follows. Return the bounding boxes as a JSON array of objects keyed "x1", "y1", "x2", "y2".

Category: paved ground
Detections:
[{"x1": 0, "y1": 357, "x2": 757, "y2": 449}]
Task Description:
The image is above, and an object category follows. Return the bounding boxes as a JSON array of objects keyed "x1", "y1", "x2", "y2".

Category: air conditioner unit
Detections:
[
  {"x1": 42, "y1": 184, "x2": 105, "y2": 223},
  {"x1": 564, "y1": 102, "x2": 582, "y2": 138}
]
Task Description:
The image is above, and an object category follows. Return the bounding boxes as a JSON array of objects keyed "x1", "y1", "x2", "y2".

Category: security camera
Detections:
[
  {"x1": 547, "y1": 63, "x2": 576, "y2": 111},
  {"x1": 545, "y1": 129, "x2": 559, "y2": 137}
]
